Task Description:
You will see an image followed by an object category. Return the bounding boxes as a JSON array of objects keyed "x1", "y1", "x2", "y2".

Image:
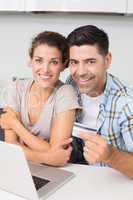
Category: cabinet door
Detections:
[
  {"x1": 126, "y1": 0, "x2": 133, "y2": 13},
  {"x1": 0, "y1": 0, "x2": 24, "y2": 11},
  {"x1": 25, "y1": 0, "x2": 126, "y2": 13}
]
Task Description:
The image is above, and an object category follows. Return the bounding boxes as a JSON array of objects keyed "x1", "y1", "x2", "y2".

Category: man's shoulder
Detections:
[
  {"x1": 106, "y1": 73, "x2": 133, "y2": 96},
  {"x1": 105, "y1": 74, "x2": 133, "y2": 108},
  {"x1": 66, "y1": 75, "x2": 76, "y2": 86}
]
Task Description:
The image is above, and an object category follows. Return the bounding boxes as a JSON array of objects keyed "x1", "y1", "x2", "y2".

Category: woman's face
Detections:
[{"x1": 30, "y1": 44, "x2": 64, "y2": 89}]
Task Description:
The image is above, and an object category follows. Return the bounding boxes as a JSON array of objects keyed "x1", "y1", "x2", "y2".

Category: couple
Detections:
[{"x1": 0, "y1": 25, "x2": 133, "y2": 178}]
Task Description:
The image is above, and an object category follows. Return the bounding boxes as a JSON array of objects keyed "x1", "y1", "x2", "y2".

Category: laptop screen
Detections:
[
  {"x1": 0, "y1": 108, "x2": 5, "y2": 141},
  {"x1": 32, "y1": 175, "x2": 50, "y2": 190},
  {"x1": 0, "y1": 128, "x2": 4, "y2": 141}
]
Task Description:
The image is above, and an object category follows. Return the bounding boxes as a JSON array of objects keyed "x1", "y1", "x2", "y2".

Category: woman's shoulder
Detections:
[
  {"x1": 53, "y1": 81, "x2": 81, "y2": 114},
  {"x1": 54, "y1": 82, "x2": 79, "y2": 106},
  {"x1": 56, "y1": 81, "x2": 76, "y2": 96},
  {"x1": 13, "y1": 78, "x2": 33, "y2": 93}
]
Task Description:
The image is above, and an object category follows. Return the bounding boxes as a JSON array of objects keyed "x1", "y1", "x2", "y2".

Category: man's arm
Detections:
[
  {"x1": 79, "y1": 133, "x2": 133, "y2": 178},
  {"x1": 105, "y1": 145, "x2": 133, "y2": 178}
]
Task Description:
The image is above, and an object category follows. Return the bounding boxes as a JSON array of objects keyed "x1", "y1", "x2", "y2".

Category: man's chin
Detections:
[
  {"x1": 79, "y1": 87, "x2": 101, "y2": 97},
  {"x1": 78, "y1": 87, "x2": 90, "y2": 94}
]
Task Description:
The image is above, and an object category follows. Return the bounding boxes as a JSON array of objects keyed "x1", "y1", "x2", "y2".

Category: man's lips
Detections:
[{"x1": 76, "y1": 77, "x2": 94, "y2": 85}]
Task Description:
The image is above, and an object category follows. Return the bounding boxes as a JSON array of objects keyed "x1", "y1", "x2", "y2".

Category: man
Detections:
[{"x1": 66, "y1": 25, "x2": 133, "y2": 178}]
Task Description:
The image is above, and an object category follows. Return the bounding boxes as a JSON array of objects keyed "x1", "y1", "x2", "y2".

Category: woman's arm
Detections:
[
  {"x1": 2, "y1": 107, "x2": 76, "y2": 166},
  {"x1": 4, "y1": 129, "x2": 73, "y2": 166},
  {"x1": 1, "y1": 114, "x2": 51, "y2": 151},
  {"x1": 1, "y1": 108, "x2": 75, "y2": 152},
  {"x1": 21, "y1": 138, "x2": 73, "y2": 166},
  {"x1": 14, "y1": 109, "x2": 76, "y2": 151},
  {"x1": 5, "y1": 129, "x2": 19, "y2": 144},
  {"x1": 50, "y1": 109, "x2": 75, "y2": 146},
  {"x1": 0, "y1": 107, "x2": 50, "y2": 151}
]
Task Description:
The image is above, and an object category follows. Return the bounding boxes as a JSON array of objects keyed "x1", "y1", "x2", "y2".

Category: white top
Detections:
[
  {"x1": 81, "y1": 93, "x2": 102, "y2": 129},
  {"x1": 0, "y1": 79, "x2": 80, "y2": 140}
]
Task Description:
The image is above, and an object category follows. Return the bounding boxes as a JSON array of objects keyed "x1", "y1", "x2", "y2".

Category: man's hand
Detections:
[{"x1": 79, "y1": 133, "x2": 113, "y2": 165}]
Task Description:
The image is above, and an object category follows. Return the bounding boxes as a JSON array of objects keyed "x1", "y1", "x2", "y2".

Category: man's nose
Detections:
[{"x1": 77, "y1": 63, "x2": 87, "y2": 76}]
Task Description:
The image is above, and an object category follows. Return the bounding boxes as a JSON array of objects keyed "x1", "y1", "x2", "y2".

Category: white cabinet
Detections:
[
  {"x1": 126, "y1": 0, "x2": 133, "y2": 13},
  {"x1": 0, "y1": 0, "x2": 24, "y2": 11},
  {"x1": 0, "y1": 0, "x2": 129, "y2": 14},
  {"x1": 25, "y1": 0, "x2": 126, "y2": 13}
]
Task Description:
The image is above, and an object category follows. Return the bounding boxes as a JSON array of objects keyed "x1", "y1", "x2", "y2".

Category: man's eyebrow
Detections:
[{"x1": 84, "y1": 58, "x2": 96, "y2": 61}]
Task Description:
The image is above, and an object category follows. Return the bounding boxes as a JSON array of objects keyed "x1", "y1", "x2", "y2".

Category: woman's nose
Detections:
[{"x1": 41, "y1": 63, "x2": 50, "y2": 72}]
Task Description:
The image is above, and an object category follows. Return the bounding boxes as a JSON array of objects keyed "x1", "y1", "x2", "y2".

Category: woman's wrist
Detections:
[{"x1": 11, "y1": 118, "x2": 21, "y2": 133}]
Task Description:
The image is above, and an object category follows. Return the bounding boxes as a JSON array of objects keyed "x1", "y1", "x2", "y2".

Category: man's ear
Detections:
[{"x1": 105, "y1": 52, "x2": 112, "y2": 69}]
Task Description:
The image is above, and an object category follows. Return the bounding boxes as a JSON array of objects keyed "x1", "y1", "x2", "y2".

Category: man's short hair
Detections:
[{"x1": 67, "y1": 25, "x2": 109, "y2": 56}]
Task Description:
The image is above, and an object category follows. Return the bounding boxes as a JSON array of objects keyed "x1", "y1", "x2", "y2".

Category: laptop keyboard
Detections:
[{"x1": 32, "y1": 175, "x2": 50, "y2": 190}]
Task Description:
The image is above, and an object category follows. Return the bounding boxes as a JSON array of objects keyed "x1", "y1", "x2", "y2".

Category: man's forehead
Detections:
[{"x1": 69, "y1": 44, "x2": 100, "y2": 60}]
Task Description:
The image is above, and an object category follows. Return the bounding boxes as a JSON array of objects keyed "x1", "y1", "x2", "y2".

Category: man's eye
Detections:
[
  {"x1": 69, "y1": 60, "x2": 77, "y2": 65},
  {"x1": 87, "y1": 60, "x2": 96, "y2": 64}
]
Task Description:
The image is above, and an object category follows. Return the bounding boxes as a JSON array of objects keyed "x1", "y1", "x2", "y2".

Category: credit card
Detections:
[{"x1": 72, "y1": 122, "x2": 97, "y2": 138}]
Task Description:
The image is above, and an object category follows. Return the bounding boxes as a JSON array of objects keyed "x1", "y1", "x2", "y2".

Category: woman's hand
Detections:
[
  {"x1": 0, "y1": 107, "x2": 19, "y2": 130},
  {"x1": 44, "y1": 138, "x2": 73, "y2": 167},
  {"x1": 4, "y1": 107, "x2": 20, "y2": 120}
]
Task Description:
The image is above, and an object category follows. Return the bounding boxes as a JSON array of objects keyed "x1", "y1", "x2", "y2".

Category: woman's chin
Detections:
[
  {"x1": 38, "y1": 82, "x2": 55, "y2": 90},
  {"x1": 34, "y1": 78, "x2": 56, "y2": 90}
]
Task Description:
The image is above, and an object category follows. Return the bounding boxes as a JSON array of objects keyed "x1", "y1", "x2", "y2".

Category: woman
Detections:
[{"x1": 0, "y1": 31, "x2": 80, "y2": 166}]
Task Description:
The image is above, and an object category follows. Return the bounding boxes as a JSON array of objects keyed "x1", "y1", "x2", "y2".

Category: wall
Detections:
[{"x1": 0, "y1": 12, "x2": 133, "y2": 85}]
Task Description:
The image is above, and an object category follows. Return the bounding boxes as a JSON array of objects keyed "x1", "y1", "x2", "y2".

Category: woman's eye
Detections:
[
  {"x1": 35, "y1": 59, "x2": 42, "y2": 64},
  {"x1": 51, "y1": 60, "x2": 58, "y2": 65}
]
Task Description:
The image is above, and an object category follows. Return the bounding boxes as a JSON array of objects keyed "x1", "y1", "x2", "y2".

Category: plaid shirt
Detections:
[{"x1": 66, "y1": 73, "x2": 133, "y2": 154}]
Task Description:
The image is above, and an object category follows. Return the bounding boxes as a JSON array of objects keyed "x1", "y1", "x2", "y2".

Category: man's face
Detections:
[{"x1": 69, "y1": 45, "x2": 111, "y2": 97}]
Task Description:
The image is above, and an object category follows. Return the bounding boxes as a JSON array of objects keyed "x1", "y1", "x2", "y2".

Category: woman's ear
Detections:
[{"x1": 27, "y1": 59, "x2": 32, "y2": 68}]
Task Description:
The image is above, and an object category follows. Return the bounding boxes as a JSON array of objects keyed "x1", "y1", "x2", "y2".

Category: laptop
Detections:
[{"x1": 0, "y1": 141, "x2": 74, "y2": 200}]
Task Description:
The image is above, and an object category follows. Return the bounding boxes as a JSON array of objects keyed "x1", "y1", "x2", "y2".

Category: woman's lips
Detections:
[{"x1": 38, "y1": 74, "x2": 52, "y2": 80}]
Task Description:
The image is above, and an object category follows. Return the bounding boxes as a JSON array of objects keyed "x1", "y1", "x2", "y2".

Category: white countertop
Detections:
[
  {"x1": 0, "y1": 164, "x2": 132, "y2": 200},
  {"x1": 47, "y1": 164, "x2": 133, "y2": 200}
]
